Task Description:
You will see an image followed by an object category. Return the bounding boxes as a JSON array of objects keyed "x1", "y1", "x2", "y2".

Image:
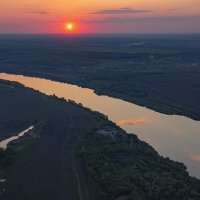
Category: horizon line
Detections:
[{"x1": 0, "y1": 32, "x2": 200, "y2": 35}]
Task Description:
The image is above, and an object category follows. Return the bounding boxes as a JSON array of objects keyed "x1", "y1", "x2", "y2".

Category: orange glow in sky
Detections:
[{"x1": 0, "y1": 0, "x2": 200, "y2": 33}]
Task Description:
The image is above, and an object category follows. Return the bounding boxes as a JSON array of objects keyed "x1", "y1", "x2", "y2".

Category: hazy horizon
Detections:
[{"x1": 1, "y1": 0, "x2": 200, "y2": 34}]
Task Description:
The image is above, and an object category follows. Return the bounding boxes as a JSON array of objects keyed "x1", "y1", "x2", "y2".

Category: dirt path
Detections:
[{"x1": 61, "y1": 112, "x2": 83, "y2": 200}]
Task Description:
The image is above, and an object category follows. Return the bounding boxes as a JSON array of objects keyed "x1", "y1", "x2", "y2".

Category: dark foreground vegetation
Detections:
[
  {"x1": 81, "y1": 130, "x2": 200, "y2": 200},
  {"x1": 0, "y1": 34, "x2": 200, "y2": 119},
  {"x1": 0, "y1": 80, "x2": 200, "y2": 200}
]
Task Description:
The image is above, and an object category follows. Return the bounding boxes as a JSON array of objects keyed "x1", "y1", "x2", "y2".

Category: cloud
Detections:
[
  {"x1": 118, "y1": 118, "x2": 147, "y2": 126},
  {"x1": 121, "y1": 7, "x2": 132, "y2": 10},
  {"x1": 190, "y1": 154, "x2": 200, "y2": 161},
  {"x1": 91, "y1": 7, "x2": 151, "y2": 15},
  {"x1": 85, "y1": 15, "x2": 200, "y2": 23},
  {"x1": 30, "y1": 11, "x2": 51, "y2": 15}
]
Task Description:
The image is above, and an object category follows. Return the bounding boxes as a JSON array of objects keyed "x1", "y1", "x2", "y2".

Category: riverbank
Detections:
[
  {"x1": 1, "y1": 73, "x2": 200, "y2": 178},
  {"x1": 1, "y1": 69, "x2": 199, "y2": 121},
  {"x1": 0, "y1": 126, "x2": 34, "y2": 149},
  {"x1": 0, "y1": 79, "x2": 200, "y2": 200},
  {"x1": 0, "y1": 79, "x2": 107, "y2": 199},
  {"x1": 0, "y1": 34, "x2": 200, "y2": 121}
]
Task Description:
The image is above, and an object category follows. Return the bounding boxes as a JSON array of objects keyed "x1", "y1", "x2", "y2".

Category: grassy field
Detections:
[
  {"x1": 0, "y1": 79, "x2": 106, "y2": 200},
  {"x1": 0, "y1": 79, "x2": 200, "y2": 200}
]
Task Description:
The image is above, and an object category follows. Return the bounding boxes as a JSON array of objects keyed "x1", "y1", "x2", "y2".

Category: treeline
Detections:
[{"x1": 80, "y1": 128, "x2": 200, "y2": 200}]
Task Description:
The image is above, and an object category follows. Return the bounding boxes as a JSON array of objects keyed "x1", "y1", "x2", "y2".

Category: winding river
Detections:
[{"x1": 0, "y1": 72, "x2": 200, "y2": 178}]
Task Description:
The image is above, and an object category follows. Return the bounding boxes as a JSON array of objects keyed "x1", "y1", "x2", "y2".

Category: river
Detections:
[{"x1": 0, "y1": 72, "x2": 200, "y2": 178}]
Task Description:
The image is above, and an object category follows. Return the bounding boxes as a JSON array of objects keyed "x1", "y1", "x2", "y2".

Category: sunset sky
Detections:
[{"x1": 0, "y1": 0, "x2": 200, "y2": 33}]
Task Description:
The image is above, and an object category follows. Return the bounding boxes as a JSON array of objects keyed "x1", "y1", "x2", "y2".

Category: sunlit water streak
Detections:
[
  {"x1": 0, "y1": 126, "x2": 34, "y2": 149},
  {"x1": 0, "y1": 73, "x2": 200, "y2": 178}
]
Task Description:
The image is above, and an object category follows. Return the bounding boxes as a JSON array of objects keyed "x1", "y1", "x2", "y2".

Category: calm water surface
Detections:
[
  {"x1": 0, "y1": 126, "x2": 34, "y2": 149},
  {"x1": 0, "y1": 73, "x2": 200, "y2": 178}
]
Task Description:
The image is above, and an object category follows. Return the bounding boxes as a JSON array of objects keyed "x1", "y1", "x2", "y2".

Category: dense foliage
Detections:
[{"x1": 81, "y1": 128, "x2": 200, "y2": 200}]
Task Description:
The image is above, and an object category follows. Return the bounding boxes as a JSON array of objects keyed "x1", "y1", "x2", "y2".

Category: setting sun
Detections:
[{"x1": 66, "y1": 23, "x2": 73, "y2": 31}]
